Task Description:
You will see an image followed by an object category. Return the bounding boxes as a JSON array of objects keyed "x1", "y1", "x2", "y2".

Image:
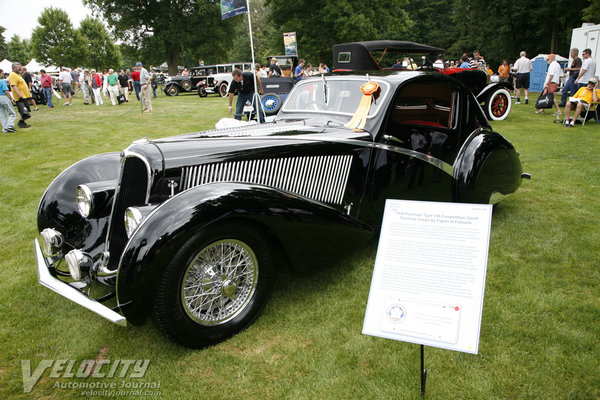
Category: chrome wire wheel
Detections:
[{"x1": 180, "y1": 239, "x2": 258, "y2": 326}]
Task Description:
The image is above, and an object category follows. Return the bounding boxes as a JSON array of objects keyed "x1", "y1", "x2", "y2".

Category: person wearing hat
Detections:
[
  {"x1": 536, "y1": 54, "x2": 562, "y2": 115},
  {"x1": 562, "y1": 77, "x2": 600, "y2": 127}
]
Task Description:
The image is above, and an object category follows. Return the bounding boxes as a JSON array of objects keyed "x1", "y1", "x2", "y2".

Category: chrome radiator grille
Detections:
[{"x1": 180, "y1": 155, "x2": 353, "y2": 205}]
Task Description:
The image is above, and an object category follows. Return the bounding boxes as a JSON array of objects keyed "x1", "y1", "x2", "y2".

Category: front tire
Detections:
[
  {"x1": 485, "y1": 88, "x2": 511, "y2": 121},
  {"x1": 152, "y1": 223, "x2": 275, "y2": 348},
  {"x1": 218, "y1": 82, "x2": 229, "y2": 97}
]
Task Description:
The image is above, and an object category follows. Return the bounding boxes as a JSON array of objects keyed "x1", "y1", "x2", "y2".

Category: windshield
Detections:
[{"x1": 282, "y1": 78, "x2": 388, "y2": 117}]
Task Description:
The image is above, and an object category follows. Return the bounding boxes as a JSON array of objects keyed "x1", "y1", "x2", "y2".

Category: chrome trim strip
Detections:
[
  {"x1": 35, "y1": 239, "x2": 127, "y2": 327},
  {"x1": 179, "y1": 154, "x2": 354, "y2": 205}
]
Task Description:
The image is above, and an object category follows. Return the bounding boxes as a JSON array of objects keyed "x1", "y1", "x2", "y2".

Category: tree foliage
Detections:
[
  {"x1": 79, "y1": 17, "x2": 121, "y2": 69},
  {"x1": 447, "y1": 0, "x2": 589, "y2": 68},
  {"x1": 84, "y1": 0, "x2": 234, "y2": 74},
  {"x1": 0, "y1": 26, "x2": 8, "y2": 60},
  {"x1": 7, "y1": 35, "x2": 32, "y2": 64},
  {"x1": 31, "y1": 7, "x2": 88, "y2": 67},
  {"x1": 267, "y1": 0, "x2": 413, "y2": 64}
]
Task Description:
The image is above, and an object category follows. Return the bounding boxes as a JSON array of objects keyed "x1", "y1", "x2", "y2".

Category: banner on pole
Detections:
[
  {"x1": 220, "y1": 0, "x2": 247, "y2": 20},
  {"x1": 283, "y1": 32, "x2": 297, "y2": 56}
]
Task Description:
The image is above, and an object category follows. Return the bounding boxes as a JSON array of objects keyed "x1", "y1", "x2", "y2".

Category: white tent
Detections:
[
  {"x1": 25, "y1": 59, "x2": 45, "y2": 72},
  {"x1": 24, "y1": 59, "x2": 59, "y2": 73},
  {"x1": 0, "y1": 58, "x2": 13, "y2": 73},
  {"x1": 533, "y1": 54, "x2": 569, "y2": 62}
]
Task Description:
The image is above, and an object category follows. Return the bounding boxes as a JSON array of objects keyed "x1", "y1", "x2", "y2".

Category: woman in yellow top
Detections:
[
  {"x1": 563, "y1": 77, "x2": 600, "y2": 127},
  {"x1": 498, "y1": 60, "x2": 510, "y2": 83}
]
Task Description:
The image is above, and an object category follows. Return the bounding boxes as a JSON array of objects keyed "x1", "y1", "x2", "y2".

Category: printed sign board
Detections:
[{"x1": 363, "y1": 200, "x2": 492, "y2": 354}]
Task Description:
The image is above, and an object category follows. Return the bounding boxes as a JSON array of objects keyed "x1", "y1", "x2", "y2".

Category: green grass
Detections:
[{"x1": 1, "y1": 91, "x2": 599, "y2": 399}]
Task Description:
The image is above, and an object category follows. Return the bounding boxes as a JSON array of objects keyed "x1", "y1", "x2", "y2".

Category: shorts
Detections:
[
  {"x1": 546, "y1": 82, "x2": 558, "y2": 94},
  {"x1": 569, "y1": 99, "x2": 589, "y2": 110},
  {"x1": 515, "y1": 73, "x2": 529, "y2": 89},
  {"x1": 62, "y1": 83, "x2": 72, "y2": 93}
]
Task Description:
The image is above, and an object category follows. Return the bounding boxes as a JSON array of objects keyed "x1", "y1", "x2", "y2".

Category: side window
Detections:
[
  {"x1": 390, "y1": 82, "x2": 455, "y2": 128},
  {"x1": 338, "y1": 52, "x2": 351, "y2": 63}
]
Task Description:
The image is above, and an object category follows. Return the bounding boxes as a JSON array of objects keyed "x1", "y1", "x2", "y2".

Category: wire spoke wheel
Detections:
[
  {"x1": 486, "y1": 88, "x2": 511, "y2": 120},
  {"x1": 181, "y1": 239, "x2": 258, "y2": 325}
]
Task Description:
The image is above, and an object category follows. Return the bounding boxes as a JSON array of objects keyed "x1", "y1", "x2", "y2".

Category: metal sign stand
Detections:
[
  {"x1": 245, "y1": 0, "x2": 265, "y2": 124},
  {"x1": 420, "y1": 345, "x2": 427, "y2": 397}
]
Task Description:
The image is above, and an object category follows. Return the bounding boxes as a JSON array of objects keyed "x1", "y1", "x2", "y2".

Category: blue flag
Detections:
[{"x1": 221, "y1": 0, "x2": 247, "y2": 20}]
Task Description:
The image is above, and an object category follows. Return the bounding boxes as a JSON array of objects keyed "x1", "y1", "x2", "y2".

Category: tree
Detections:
[
  {"x1": 31, "y1": 7, "x2": 88, "y2": 67},
  {"x1": 79, "y1": 17, "x2": 121, "y2": 69},
  {"x1": 83, "y1": 0, "x2": 234, "y2": 75},
  {"x1": 267, "y1": 0, "x2": 413, "y2": 65},
  {"x1": 0, "y1": 26, "x2": 8, "y2": 60},
  {"x1": 583, "y1": 0, "x2": 600, "y2": 23},
  {"x1": 7, "y1": 35, "x2": 32, "y2": 64}
]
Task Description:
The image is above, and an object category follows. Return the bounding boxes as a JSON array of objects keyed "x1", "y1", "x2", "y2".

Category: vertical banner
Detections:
[
  {"x1": 283, "y1": 32, "x2": 298, "y2": 56},
  {"x1": 220, "y1": 0, "x2": 247, "y2": 20}
]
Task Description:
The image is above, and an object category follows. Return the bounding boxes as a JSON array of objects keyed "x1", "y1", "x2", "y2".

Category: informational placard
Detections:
[
  {"x1": 363, "y1": 200, "x2": 493, "y2": 354},
  {"x1": 220, "y1": 0, "x2": 247, "y2": 20},
  {"x1": 283, "y1": 32, "x2": 297, "y2": 56}
]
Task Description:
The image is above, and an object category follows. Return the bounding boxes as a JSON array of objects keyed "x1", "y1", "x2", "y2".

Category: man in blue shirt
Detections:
[
  {"x1": 0, "y1": 69, "x2": 17, "y2": 133},
  {"x1": 294, "y1": 59, "x2": 305, "y2": 81}
]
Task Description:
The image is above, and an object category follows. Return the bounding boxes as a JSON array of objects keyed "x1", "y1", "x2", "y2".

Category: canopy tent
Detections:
[
  {"x1": 533, "y1": 54, "x2": 569, "y2": 62},
  {"x1": 24, "y1": 59, "x2": 59, "y2": 73},
  {"x1": 0, "y1": 59, "x2": 13, "y2": 73}
]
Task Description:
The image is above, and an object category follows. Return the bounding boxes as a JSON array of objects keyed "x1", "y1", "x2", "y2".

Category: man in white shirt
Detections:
[
  {"x1": 58, "y1": 67, "x2": 73, "y2": 106},
  {"x1": 537, "y1": 54, "x2": 562, "y2": 115},
  {"x1": 511, "y1": 51, "x2": 532, "y2": 104},
  {"x1": 574, "y1": 48, "x2": 597, "y2": 89}
]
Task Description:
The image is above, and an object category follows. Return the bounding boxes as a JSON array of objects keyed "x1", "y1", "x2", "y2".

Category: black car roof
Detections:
[{"x1": 333, "y1": 40, "x2": 445, "y2": 71}]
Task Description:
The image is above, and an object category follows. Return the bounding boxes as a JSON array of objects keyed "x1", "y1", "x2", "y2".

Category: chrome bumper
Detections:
[{"x1": 34, "y1": 239, "x2": 127, "y2": 327}]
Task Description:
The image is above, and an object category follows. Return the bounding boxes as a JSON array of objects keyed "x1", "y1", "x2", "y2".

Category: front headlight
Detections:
[
  {"x1": 76, "y1": 185, "x2": 93, "y2": 217},
  {"x1": 124, "y1": 207, "x2": 143, "y2": 238}
]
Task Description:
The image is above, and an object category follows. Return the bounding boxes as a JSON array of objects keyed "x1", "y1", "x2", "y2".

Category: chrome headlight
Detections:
[
  {"x1": 124, "y1": 207, "x2": 144, "y2": 238},
  {"x1": 64, "y1": 249, "x2": 92, "y2": 281},
  {"x1": 39, "y1": 228, "x2": 64, "y2": 256},
  {"x1": 76, "y1": 185, "x2": 93, "y2": 217}
]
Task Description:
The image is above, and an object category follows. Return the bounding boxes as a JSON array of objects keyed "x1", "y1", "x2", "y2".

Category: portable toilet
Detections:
[{"x1": 529, "y1": 54, "x2": 569, "y2": 92}]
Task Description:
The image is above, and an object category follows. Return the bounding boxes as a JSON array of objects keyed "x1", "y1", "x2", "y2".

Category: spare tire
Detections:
[
  {"x1": 261, "y1": 93, "x2": 282, "y2": 115},
  {"x1": 485, "y1": 88, "x2": 511, "y2": 121}
]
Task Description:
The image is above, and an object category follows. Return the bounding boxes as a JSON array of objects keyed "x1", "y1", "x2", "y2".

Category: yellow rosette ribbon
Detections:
[{"x1": 345, "y1": 81, "x2": 380, "y2": 130}]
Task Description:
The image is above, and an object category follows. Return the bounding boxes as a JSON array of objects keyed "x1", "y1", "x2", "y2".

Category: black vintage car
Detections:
[
  {"x1": 35, "y1": 70, "x2": 524, "y2": 348},
  {"x1": 163, "y1": 66, "x2": 210, "y2": 97},
  {"x1": 333, "y1": 40, "x2": 514, "y2": 121}
]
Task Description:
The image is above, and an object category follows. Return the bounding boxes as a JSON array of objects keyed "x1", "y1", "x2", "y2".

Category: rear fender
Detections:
[
  {"x1": 453, "y1": 130, "x2": 522, "y2": 204},
  {"x1": 116, "y1": 182, "x2": 373, "y2": 325}
]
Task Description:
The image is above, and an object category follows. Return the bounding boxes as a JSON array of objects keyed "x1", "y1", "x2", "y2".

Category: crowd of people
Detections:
[
  {"x1": 2, "y1": 49, "x2": 598, "y2": 134},
  {"x1": 0, "y1": 61, "x2": 159, "y2": 133}
]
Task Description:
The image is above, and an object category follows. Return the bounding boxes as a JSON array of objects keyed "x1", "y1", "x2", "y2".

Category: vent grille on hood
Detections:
[{"x1": 180, "y1": 155, "x2": 353, "y2": 205}]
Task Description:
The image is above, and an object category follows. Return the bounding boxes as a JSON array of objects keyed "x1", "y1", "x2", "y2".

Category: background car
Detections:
[
  {"x1": 204, "y1": 62, "x2": 253, "y2": 97},
  {"x1": 35, "y1": 69, "x2": 524, "y2": 349},
  {"x1": 163, "y1": 65, "x2": 213, "y2": 97}
]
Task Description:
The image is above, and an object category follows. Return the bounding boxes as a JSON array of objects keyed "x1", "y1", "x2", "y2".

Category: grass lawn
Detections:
[{"x1": 0, "y1": 90, "x2": 599, "y2": 399}]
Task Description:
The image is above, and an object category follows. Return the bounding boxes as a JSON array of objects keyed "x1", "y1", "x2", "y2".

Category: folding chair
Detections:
[{"x1": 582, "y1": 101, "x2": 599, "y2": 127}]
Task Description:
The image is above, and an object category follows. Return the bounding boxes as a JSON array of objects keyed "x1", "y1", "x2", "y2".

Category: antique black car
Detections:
[
  {"x1": 333, "y1": 40, "x2": 513, "y2": 121},
  {"x1": 35, "y1": 69, "x2": 524, "y2": 348},
  {"x1": 163, "y1": 65, "x2": 213, "y2": 97}
]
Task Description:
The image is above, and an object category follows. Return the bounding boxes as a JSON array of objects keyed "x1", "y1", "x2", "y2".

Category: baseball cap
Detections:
[
  {"x1": 589, "y1": 77, "x2": 598, "y2": 84},
  {"x1": 135, "y1": 62, "x2": 142, "y2": 66}
]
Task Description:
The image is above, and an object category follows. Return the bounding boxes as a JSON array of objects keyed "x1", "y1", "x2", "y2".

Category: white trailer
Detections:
[{"x1": 569, "y1": 23, "x2": 600, "y2": 74}]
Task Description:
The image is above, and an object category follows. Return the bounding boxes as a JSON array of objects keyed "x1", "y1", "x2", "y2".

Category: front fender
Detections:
[
  {"x1": 453, "y1": 130, "x2": 522, "y2": 204},
  {"x1": 37, "y1": 152, "x2": 121, "y2": 256},
  {"x1": 116, "y1": 182, "x2": 374, "y2": 325},
  {"x1": 476, "y1": 82, "x2": 514, "y2": 102}
]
